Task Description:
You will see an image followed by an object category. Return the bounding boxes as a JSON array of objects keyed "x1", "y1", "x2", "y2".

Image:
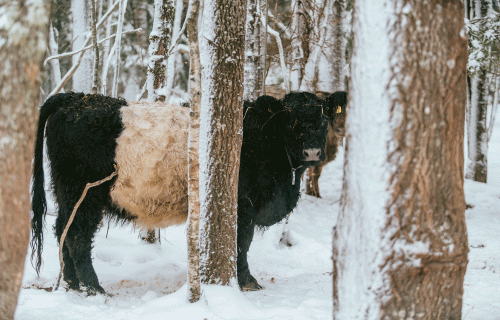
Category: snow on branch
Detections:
[
  {"x1": 44, "y1": 28, "x2": 142, "y2": 65},
  {"x1": 47, "y1": 0, "x2": 121, "y2": 97}
]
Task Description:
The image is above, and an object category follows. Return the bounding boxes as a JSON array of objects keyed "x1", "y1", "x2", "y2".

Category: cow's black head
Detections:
[
  {"x1": 279, "y1": 92, "x2": 329, "y2": 168},
  {"x1": 325, "y1": 91, "x2": 347, "y2": 138}
]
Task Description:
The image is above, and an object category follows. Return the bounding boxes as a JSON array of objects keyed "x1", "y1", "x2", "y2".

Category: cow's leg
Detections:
[
  {"x1": 237, "y1": 216, "x2": 262, "y2": 291},
  {"x1": 305, "y1": 165, "x2": 323, "y2": 198},
  {"x1": 54, "y1": 185, "x2": 107, "y2": 295}
]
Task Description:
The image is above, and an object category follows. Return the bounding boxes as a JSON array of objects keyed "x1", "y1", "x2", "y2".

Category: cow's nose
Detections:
[{"x1": 303, "y1": 148, "x2": 322, "y2": 161}]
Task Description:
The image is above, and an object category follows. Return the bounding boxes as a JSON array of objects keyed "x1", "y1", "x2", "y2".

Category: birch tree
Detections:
[
  {"x1": 333, "y1": 1, "x2": 468, "y2": 318},
  {"x1": 330, "y1": 0, "x2": 346, "y2": 91},
  {"x1": 146, "y1": 0, "x2": 175, "y2": 102},
  {"x1": 243, "y1": 0, "x2": 268, "y2": 101},
  {"x1": 0, "y1": 1, "x2": 50, "y2": 318},
  {"x1": 72, "y1": 0, "x2": 93, "y2": 92},
  {"x1": 186, "y1": 0, "x2": 202, "y2": 301},
  {"x1": 465, "y1": 0, "x2": 498, "y2": 183},
  {"x1": 289, "y1": 0, "x2": 307, "y2": 91},
  {"x1": 199, "y1": 0, "x2": 245, "y2": 286}
]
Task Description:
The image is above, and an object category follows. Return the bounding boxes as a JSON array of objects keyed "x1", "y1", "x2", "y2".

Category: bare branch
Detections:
[{"x1": 267, "y1": 24, "x2": 289, "y2": 93}]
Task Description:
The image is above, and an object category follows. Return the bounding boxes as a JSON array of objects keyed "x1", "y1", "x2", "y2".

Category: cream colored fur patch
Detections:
[{"x1": 111, "y1": 101, "x2": 190, "y2": 229}]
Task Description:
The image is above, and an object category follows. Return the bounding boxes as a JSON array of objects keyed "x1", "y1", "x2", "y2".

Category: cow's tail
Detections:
[{"x1": 31, "y1": 93, "x2": 72, "y2": 274}]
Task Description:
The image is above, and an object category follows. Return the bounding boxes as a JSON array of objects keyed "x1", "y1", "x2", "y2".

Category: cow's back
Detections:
[{"x1": 110, "y1": 102, "x2": 190, "y2": 228}]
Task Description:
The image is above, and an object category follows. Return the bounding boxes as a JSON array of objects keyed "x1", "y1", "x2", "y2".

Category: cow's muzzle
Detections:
[{"x1": 303, "y1": 148, "x2": 322, "y2": 161}]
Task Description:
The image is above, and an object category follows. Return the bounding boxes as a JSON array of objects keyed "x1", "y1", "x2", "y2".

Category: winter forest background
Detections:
[{"x1": 1, "y1": 0, "x2": 500, "y2": 319}]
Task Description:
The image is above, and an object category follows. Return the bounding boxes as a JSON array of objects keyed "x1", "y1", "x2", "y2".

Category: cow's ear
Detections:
[
  {"x1": 254, "y1": 95, "x2": 283, "y2": 114},
  {"x1": 326, "y1": 91, "x2": 348, "y2": 117}
]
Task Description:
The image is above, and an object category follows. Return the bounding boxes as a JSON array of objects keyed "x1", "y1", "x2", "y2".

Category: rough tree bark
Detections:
[
  {"x1": 186, "y1": 0, "x2": 202, "y2": 302},
  {"x1": 0, "y1": 1, "x2": 50, "y2": 318},
  {"x1": 199, "y1": 0, "x2": 245, "y2": 286},
  {"x1": 243, "y1": 0, "x2": 268, "y2": 101},
  {"x1": 146, "y1": 0, "x2": 175, "y2": 102},
  {"x1": 333, "y1": 1, "x2": 468, "y2": 319}
]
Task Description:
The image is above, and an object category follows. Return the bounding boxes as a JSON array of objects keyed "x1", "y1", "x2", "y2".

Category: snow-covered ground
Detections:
[{"x1": 15, "y1": 124, "x2": 500, "y2": 319}]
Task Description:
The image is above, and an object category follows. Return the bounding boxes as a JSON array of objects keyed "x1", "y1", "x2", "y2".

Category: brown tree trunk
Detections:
[
  {"x1": 0, "y1": 1, "x2": 51, "y2": 318},
  {"x1": 186, "y1": 0, "x2": 202, "y2": 302},
  {"x1": 333, "y1": 1, "x2": 468, "y2": 319},
  {"x1": 198, "y1": 0, "x2": 245, "y2": 286}
]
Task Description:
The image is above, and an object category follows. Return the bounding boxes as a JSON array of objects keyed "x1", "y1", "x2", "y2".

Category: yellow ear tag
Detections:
[{"x1": 336, "y1": 106, "x2": 342, "y2": 114}]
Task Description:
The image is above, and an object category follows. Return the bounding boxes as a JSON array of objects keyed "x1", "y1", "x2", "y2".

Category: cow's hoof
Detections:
[
  {"x1": 82, "y1": 284, "x2": 107, "y2": 296},
  {"x1": 240, "y1": 281, "x2": 263, "y2": 291}
]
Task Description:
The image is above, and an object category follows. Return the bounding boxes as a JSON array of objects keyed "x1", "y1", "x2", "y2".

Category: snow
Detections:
[{"x1": 16, "y1": 118, "x2": 500, "y2": 318}]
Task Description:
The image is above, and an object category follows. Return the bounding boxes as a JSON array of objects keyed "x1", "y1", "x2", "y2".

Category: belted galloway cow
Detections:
[{"x1": 31, "y1": 91, "x2": 330, "y2": 294}]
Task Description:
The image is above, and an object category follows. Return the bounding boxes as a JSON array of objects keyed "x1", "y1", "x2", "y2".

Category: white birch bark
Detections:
[
  {"x1": 164, "y1": 0, "x2": 184, "y2": 102},
  {"x1": 289, "y1": 0, "x2": 305, "y2": 91},
  {"x1": 49, "y1": 25, "x2": 64, "y2": 93},
  {"x1": 146, "y1": 0, "x2": 175, "y2": 102},
  {"x1": 72, "y1": 0, "x2": 93, "y2": 93},
  {"x1": 299, "y1": 0, "x2": 332, "y2": 92},
  {"x1": 186, "y1": 0, "x2": 201, "y2": 301},
  {"x1": 243, "y1": 0, "x2": 267, "y2": 101},
  {"x1": 112, "y1": 0, "x2": 128, "y2": 97}
]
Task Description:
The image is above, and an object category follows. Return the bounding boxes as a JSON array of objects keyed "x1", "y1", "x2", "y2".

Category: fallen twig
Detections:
[{"x1": 53, "y1": 169, "x2": 118, "y2": 292}]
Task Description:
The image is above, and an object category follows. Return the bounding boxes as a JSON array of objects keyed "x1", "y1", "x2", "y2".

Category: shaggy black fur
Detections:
[
  {"x1": 31, "y1": 91, "x2": 329, "y2": 294},
  {"x1": 237, "y1": 92, "x2": 328, "y2": 290},
  {"x1": 31, "y1": 92, "x2": 128, "y2": 294}
]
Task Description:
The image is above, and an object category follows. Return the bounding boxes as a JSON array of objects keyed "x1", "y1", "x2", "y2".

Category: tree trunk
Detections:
[
  {"x1": 331, "y1": 0, "x2": 346, "y2": 92},
  {"x1": 333, "y1": 1, "x2": 468, "y2": 319},
  {"x1": 465, "y1": 0, "x2": 489, "y2": 183},
  {"x1": 289, "y1": 0, "x2": 306, "y2": 91},
  {"x1": 243, "y1": 0, "x2": 268, "y2": 101},
  {"x1": 72, "y1": 0, "x2": 93, "y2": 92},
  {"x1": 198, "y1": 0, "x2": 245, "y2": 286},
  {"x1": 111, "y1": 0, "x2": 128, "y2": 97},
  {"x1": 186, "y1": 0, "x2": 202, "y2": 302},
  {"x1": 49, "y1": 25, "x2": 64, "y2": 94},
  {"x1": 146, "y1": 0, "x2": 175, "y2": 102},
  {"x1": 0, "y1": 1, "x2": 51, "y2": 318},
  {"x1": 91, "y1": 0, "x2": 99, "y2": 94},
  {"x1": 164, "y1": 0, "x2": 184, "y2": 102}
]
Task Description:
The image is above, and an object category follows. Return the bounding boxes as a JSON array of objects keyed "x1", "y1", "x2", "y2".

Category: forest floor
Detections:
[{"x1": 14, "y1": 126, "x2": 500, "y2": 319}]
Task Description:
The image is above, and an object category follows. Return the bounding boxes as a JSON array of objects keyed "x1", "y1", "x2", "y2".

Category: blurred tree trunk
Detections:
[
  {"x1": 164, "y1": 0, "x2": 184, "y2": 101},
  {"x1": 289, "y1": 0, "x2": 306, "y2": 91},
  {"x1": 0, "y1": 1, "x2": 51, "y2": 318},
  {"x1": 466, "y1": 0, "x2": 489, "y2": 183},
  {"x1": 186, "y1": 0, "x2": 202, "y2": 302},
  {"x1": 146, "y1": 0, "x2": 175, "y2": 102},
  {"x1": 243, "y1": 0, "x2": 268, "y2": 101},
  {"x1": 198, "y1": 0, "x2": 245, "y2": 286},
  {"x1": 331, "y1": 0, "x2": 346, "y2": 91},
  {"x1": 333, "y1": 0, "x2": 468, "y2": 318},
  {"x1": 72, "y1": 0, "x2": 93, "y2": 92}
]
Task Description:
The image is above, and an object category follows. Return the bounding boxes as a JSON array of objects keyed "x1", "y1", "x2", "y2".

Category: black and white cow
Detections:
[{"x1": 31, "y1": 91, "x2": 329, "y2": 294}]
